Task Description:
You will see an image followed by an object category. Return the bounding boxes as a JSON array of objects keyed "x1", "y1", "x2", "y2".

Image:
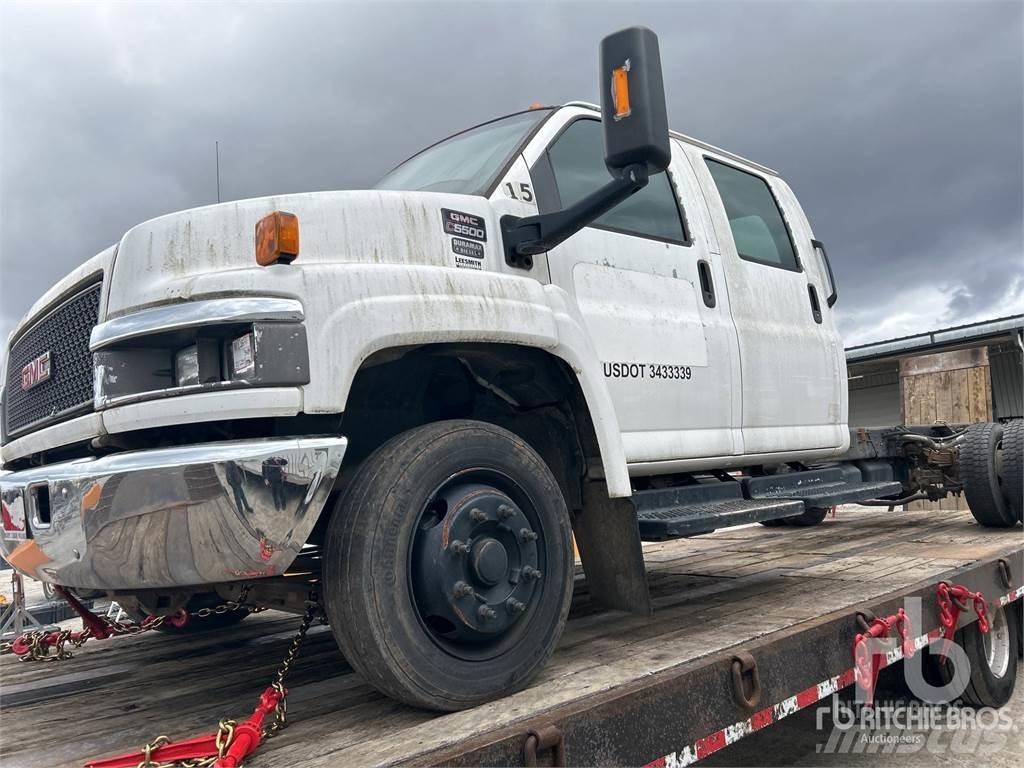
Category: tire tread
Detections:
[{"x1": 961, "y1": 422, "x2": 1016, "y2": 528}]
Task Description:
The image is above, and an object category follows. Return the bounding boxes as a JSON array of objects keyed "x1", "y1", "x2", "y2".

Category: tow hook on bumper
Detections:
[{"x1": 0, "y1": 437, "x2": 347, "y2": 590}]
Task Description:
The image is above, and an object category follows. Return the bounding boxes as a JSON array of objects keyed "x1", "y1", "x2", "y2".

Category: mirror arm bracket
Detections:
[{"x1": 501, "y1": 164, "x2": 650, "y2": 269}]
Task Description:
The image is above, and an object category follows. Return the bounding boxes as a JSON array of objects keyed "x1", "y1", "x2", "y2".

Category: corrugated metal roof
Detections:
[
  {"x1": 846, "y1": 315, "x2": 1024, "y2": 362},
  {"x1": 991, "y1": 345, "x2": 1023, "y2": 419}
]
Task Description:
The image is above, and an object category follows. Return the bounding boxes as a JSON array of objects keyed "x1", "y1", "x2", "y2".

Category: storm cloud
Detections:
[{"x1": 1, "y1": 0, "x2": 1021, "y2": 364}]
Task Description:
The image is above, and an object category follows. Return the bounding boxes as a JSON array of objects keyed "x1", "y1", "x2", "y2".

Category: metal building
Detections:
[{"x1": 846, "y1": 315, "x2": 1024, "y2": 427}]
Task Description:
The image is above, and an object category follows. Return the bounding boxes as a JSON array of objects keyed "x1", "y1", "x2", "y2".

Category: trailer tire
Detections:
[
  {"x1": 1001, "y1": 419, "x2": 1023, "y2": 522},
  {"x1": 961, "y1": 422, "x2": 1017, "y2": 528},
  {"x1": 324, "y1": 420, "x2": 574, "y2": 711},
  {"x1": 947, "y1": 604, "x2": 1018, "y2": 708}
]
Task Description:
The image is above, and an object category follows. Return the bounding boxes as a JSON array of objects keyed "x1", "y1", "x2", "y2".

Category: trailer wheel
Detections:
[
  {"x1": 1001, "y1": 419, "x2": 1023, "y2": 522},
  {"x1": 961, "y1": 422, "x2": 1017, "y2": 528},
  {"x1": 324, "y1": 420, "x2": 574, "y2": 711},
  {"x1": 937, "y1": 604, "x2": 1019, "y2": 708}
]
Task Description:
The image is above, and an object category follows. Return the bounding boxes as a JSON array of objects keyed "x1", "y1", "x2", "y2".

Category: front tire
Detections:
[{"x1": 324, "y1": 420, "x2": 574, "y2": 711}]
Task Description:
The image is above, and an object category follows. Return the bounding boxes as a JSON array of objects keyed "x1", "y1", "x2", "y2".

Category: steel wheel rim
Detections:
[
  {"x1": 982, "y1": 606, "x2": 1011, "y2": 679},
  {"x1": 407, "y1": 467, "x2": 549, "y2": 662}
]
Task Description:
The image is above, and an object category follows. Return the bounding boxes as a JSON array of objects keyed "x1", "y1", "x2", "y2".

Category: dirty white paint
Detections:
[{"x1": 2, "y1": 104, "x2": 850, "y2": 494}]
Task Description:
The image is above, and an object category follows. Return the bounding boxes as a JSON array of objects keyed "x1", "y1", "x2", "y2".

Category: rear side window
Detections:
[
  {"x1": 705, "y1": 159, "x2": 798, "y2": 270},
  {"x1": 547, "y1": 119, "x2": 687, "y2": 243}
]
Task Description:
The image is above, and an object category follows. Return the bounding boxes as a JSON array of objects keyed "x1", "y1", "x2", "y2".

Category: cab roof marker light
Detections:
[{"x1": 255, "y1": 211, "x2": 299, "y2": 267}]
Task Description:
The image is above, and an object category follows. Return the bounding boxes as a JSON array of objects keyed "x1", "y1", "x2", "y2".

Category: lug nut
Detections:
[
  {"x1": 506, "y1": 598, "x2": 527, "y2": 614},
  {"x1": 477, "y1": 605, "x2": 497, "y2": 621},
  {"x1": 497, "y1": 504, "x2": 515, "y2": 520},
  {"x1": 449, "y1": 539, "x2": 470, "y2": 556},
  {"x1": 453, "y1": 581, "x2": 474, "y2": 598},
  {"x1": 519, "y1": 528, "x2": 539, "y2": 542},
  {"x1": 470, "y1": 508, "x2": 487, "y2": 523},
  {"x1": 522, "y1": 566, "x2": 542, "y2": 581}
]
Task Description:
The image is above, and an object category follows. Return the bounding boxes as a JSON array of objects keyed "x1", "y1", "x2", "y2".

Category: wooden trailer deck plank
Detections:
[{"x1": 1, "y1": 507, "x2": 1021, "y2": 768}]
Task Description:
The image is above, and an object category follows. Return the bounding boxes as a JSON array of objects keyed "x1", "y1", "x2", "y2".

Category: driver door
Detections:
[{"x1": 515, "y1": 113, "x2": 741, "y2": 466}]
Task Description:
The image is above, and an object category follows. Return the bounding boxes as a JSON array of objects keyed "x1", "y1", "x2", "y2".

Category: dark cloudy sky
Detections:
[{"x1": 1, "y1": 0, "x2": 1021, "y2": 368}]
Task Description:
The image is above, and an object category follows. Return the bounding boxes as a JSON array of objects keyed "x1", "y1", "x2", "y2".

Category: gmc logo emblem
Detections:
[{"x1": 21, "y1": 351, "x2": 52, "y2": 391}]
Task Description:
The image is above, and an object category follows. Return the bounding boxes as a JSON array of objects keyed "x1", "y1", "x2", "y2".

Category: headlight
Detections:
[
  {"x1": 230, "y1": 333, "x2": 256, "y2": 379},
  {"x1": 174, "y1": 345, "x2": 200, "y2": 386}
]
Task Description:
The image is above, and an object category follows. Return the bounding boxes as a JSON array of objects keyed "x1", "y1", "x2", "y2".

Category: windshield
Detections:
[{"x1": 376, "y1": 109, "x2": 552, "y2": 195}]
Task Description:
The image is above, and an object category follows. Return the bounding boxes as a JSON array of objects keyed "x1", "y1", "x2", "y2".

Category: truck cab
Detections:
[
  {"x1": 416, "y1": 102, "x2": 849, "y2": 470},
  {"x1": 1, "y1": 27, "x2": 1016, "y2": 712}
]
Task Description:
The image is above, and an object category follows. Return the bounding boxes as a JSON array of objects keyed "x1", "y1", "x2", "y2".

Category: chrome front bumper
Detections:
[{"x1": 0, "y1": 437, "x2": 346, "y2": 590}]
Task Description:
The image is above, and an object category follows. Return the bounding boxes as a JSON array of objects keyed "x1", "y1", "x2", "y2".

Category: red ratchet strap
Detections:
[
  {"x1": 852, "y1": 608, "x2": 914, "y2": 701},
  {"x1": 55, "y1": 585, "x2": 115, "y2": 639},
  {"x1": 83, "y1": 685, "x2": 285, "y2": 768},
  {"x1": 936, "y1": 581, "x2": 989, "y2": 659}
]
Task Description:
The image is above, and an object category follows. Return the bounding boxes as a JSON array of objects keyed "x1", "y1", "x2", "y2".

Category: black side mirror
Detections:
[
  {"x1": 600, "y1": 26, "x2": 671, "y2": 176},
  {"x1": 501, "y1": 26, "x2": 672, "y2": 269}
]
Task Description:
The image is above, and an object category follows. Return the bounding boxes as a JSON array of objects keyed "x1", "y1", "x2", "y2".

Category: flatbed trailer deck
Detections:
[{"x1": 2, "y1": 506, "x2": 1021, "y2": 768}]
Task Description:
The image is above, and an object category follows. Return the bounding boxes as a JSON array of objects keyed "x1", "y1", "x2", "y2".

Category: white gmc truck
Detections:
[{"x1": 2, "y1": 28, "x2": 1020, "y2": 711}]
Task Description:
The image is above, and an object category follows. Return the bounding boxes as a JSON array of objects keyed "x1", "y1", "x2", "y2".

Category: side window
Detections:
[
  {"x1": 705, "y1": 159, "x2": 798, "y2": 270},
  {"x1": 546, "y1": 119, "x2": 687, "y2": 243}
]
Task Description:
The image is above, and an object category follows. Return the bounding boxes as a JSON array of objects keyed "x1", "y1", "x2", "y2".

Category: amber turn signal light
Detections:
[
  {"x1": 255, "y1": 211, "x2": 299, "y2": 266},
  {"x1": 611, "y1": 61, "x2": 631, "y2": 120}
]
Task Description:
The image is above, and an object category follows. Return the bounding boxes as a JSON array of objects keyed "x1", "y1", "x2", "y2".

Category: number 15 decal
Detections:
[{"x1": 504, "y1": 182, "x2": 534, "y2": 203}]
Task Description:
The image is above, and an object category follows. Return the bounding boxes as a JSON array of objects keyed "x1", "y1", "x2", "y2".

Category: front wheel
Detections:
[{"x1": 324, "y1": 420, "x2": 574, "y2": 711}]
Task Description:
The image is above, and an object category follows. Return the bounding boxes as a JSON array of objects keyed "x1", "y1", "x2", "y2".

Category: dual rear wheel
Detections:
[{"x1": 962, "y1": 421, "x2": 1023, "y2": 528}]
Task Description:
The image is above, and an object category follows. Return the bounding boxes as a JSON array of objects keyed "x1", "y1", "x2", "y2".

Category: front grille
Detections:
[{"x1": 3, "y1": 281, "x2": 102, "y2": 438}]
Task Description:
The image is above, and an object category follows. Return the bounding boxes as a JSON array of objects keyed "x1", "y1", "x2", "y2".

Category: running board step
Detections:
[
  {"x1": 743, "y1": 466, "x2": 903, "y2": 508},
  {"x1": 632, "y1": 482, "x2": 805, "y2": 540},
  {"x1": 636, "y1": 497, "x2": 806, "y2": 540}
]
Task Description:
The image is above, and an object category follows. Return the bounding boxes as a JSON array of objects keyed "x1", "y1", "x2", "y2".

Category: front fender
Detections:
[
  {"x1": 183, "y1": 263, "x2": 631, "y2": 497},
  {"x1": 311, "y1": 264, "x2": 631, "y2": 498}
]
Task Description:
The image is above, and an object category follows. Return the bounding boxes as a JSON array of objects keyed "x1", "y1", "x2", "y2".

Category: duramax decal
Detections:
[
  {"x1": 451, "y1": 237, "x2": 484, "y2": 260},
  {"x1": 441, "y1": 209, "x2": 487, "y2": 242}
]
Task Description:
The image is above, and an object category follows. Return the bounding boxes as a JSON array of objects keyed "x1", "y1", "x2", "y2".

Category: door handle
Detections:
[
  {"x1": 811, "y1": 239, "x2": 838, "y2": 307},
  {"x1": 807, "y1": 284, "x2": 823, "y2": 324},
  {"x1": 697, "y1": 260, "x2": 716, "y2": 308}
]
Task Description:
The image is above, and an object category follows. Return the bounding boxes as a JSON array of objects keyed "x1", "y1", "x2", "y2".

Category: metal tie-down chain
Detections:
[
  {"x1": 1, "y1": 585, "x2": 322, "y2": 768},
  {"x1": 115, "y1": 595, "x2": 321, "y2": 768},
  {"x1": 0, "y1": 587, "x2": 255, "y2": 662}
]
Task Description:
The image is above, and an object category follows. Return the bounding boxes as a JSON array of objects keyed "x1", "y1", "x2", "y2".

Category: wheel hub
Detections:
[
  {"x1": 982, "y1": 605, "x2": 1011, "y2": 678},
  {"x1": 471, "y1": 538, "x2": 508, "y2": 586},
  {"x1": 411, "y1": 482, "x2": 541, "y2": 644}
]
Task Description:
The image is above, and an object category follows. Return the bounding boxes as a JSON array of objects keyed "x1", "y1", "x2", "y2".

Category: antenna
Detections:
[{"x1": 215, "y1": 141, "x2": 221, "y2": 203}]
